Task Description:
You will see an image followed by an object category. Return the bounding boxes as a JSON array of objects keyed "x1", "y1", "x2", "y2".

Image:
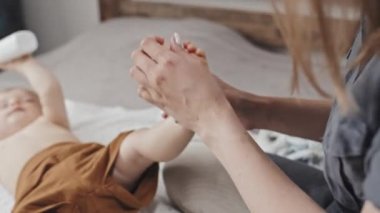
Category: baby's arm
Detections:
[
  {"x1": 0, "y1": 56, "x2": 69, "y2": 128},
  {"x1": 113, "y1": 118, "x2": 194, "y2": 190}
]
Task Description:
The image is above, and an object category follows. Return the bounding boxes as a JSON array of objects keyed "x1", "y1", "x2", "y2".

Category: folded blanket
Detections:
[{"x1": 254, "y1": 130, "x2": 324, "y2": 169}]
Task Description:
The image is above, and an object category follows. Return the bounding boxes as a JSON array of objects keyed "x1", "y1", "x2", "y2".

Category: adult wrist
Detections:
[
  {"x1": 197, "y1": 103, "x2": 251, "y2": 151},
  {"x1": 230, "y1": 89, "x2": 271, "y2": 130},
  {"x1": 195, "y1": 99, "x2": 240, "y2": 140}
]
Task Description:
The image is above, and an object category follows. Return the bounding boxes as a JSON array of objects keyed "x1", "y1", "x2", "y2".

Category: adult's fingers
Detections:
[
  {"x1": 195, "y1": 49, "x2": 206, "y2": 59},
  {"x1": 161, "y1": 111, "x2": 169, "y2": 119},
  {"x1": 183, "y1": 41, "x2": 206, "y2": 59},
  {"x1": 137, "y1": 85, "x2": 165, "y2": 109},
  {"x1": 129, "y1": 66, "x2": 149, "y2": 86},
  {"x1": 170, "y1": 33, "x2": 185, "y2": 53},
  {"x1": 140, "y1": 37, "x2": 166, "y2": 62},
  {"x1": 131, "y1": 49, "x2": 156, "y2": 71},
  {"x1": 137, "y1": 85, "x2": 152, "y2": 101},
  {"x1": 155, "y1": 36, "x2": 165, "y2": 45},
  {"x1": 145, "y1": 85, "x2": 162, "y2": 100},
  {"x1": 187, "y1": 43, "x2": 197, "y2": 53}
]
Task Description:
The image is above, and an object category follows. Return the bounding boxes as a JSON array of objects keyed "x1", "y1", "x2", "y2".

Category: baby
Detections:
[{"x1": 0, "y1": 56, "x2": 194, "y2": 212}]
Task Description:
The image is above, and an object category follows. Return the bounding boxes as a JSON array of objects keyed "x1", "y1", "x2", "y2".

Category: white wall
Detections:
[{"x1": 22, "y1": 0, "x2": 100, "y2": 54}]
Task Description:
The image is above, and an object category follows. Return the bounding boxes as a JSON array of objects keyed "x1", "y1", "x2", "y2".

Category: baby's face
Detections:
[{"x1": 0, "y1": 89, "x2": 42, "y2": 140}]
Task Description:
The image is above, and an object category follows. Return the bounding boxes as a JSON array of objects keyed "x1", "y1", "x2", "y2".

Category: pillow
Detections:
[
  {"x1": 0, "y1": 18, "x2": 308, "y2": 107},
  {"x1": 0, "y1": 17, "x2": 331, "y2": 110},
  {"x1": 33, "y1": 17, "x2": 295, "y2": 109},
  {"x1": 164, "y1": 142, "x2": 250, "y2": 213}
]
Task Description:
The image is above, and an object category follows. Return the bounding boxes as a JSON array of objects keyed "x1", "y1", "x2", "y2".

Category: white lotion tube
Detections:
[{"x1": 0, "y1": 31, "x2": 38, "y2": 64}]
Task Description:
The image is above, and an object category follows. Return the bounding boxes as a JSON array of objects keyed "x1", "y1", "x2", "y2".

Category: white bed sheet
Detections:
[
  {"x1": 0, "y1": 100, "x2": 180, "y2": 213},
  {"x1": 0, "y1": 99, "x2": 322, "y2": 212}
]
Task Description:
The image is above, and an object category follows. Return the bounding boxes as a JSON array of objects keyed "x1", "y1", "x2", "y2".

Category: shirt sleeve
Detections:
[{"x1": 364, "y1": 130, "x2": 380, "y2": 209}]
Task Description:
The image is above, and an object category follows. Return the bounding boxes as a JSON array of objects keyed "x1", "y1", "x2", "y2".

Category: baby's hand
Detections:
[
  {"x1": 0, "y1": 55, "x2": 36, "y2": 72},
  {"x1": 183, "y1": 41, "x2": 206, "y2": 59}
]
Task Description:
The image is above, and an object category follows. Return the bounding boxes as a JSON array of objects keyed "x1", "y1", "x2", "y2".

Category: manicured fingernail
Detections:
[{"x1": 173, "y1": 32, "x2": 181, "y2": 45}]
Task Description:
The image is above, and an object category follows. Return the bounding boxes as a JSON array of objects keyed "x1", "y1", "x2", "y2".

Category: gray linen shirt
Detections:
[{"x1": 323, "y1": 25, "x2": 380, "y2": 212}]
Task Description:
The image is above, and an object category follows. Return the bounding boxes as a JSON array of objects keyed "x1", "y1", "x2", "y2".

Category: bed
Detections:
[{"x1": 0, "y1": 0, "x2": 356, "y2": 212}]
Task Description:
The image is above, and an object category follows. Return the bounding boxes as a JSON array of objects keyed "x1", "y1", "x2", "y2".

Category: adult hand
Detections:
[
  {"x1": 183, "y1": 41, "x2": 258, "y2": 129},
  {"x1": 130, "y1": 36, "x2": 230, "y2": 131},
  {"x1": 158, "y1": 40, "x2": 207, "y2": 120}
]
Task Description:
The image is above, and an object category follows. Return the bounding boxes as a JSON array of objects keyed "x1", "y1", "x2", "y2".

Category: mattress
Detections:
[{"x1": 0, "y1": 17, "x2": 327, "y2": 212}]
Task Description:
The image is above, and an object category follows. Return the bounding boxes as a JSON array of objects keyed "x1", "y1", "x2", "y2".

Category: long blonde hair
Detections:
[{"x1": 271, "y1": 0, "x2": 380, "y2": 112}]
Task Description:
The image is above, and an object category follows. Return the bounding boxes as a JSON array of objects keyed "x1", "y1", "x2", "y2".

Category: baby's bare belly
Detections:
[{"x1": 0, "y1": 118, "x2": 79, "y2": 196}]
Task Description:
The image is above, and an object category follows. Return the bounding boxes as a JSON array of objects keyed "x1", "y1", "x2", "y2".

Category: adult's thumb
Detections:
[{"x1": 170, "y1": 32, "x2": 183, "y2": 52}]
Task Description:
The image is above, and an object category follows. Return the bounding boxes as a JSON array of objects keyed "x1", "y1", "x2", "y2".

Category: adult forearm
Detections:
[
  {"x1": 233, "y1": 90, "x2": 332, "y2": 141},
  {"x1": 197, "y1": 103, "x2": 323, "y2": 213}
]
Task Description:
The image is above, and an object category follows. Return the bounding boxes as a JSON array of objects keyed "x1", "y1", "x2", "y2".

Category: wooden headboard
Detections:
[
  {"x1": 99, "y1": 0, "x2": 285, "y2": 47},
  {"x1": 98, "y1": 0, "x2": 358, "y2": 48}
]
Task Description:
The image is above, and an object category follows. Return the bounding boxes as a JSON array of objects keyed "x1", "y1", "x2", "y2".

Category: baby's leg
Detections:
[{"x1": 112, "y1": 118, "x2": 194, "y2": 190}]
